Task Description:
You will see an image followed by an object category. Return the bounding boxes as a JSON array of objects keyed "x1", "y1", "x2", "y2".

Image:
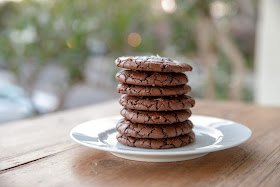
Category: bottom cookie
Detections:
[{"x1": 117, "y1": 131, "x2": 195, "y2": 149}]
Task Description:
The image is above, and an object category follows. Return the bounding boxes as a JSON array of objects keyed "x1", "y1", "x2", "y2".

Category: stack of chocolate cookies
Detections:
[{"x1": 115, "y1": 56, "x2": 195, "y2": 149}]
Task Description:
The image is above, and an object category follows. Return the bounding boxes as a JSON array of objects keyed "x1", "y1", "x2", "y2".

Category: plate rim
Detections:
[{"x1": 70, "y1": 115, "x2": 252, "y2": 156}]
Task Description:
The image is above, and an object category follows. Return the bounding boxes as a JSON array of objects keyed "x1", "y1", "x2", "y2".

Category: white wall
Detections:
[{"x1": 255, "y1": 0, "x2": 280, "y2": 106}]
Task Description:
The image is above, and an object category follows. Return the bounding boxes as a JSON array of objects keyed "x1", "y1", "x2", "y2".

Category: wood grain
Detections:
[{"x1": 0, "y1": 100, "x2": 280, "y2": 187}]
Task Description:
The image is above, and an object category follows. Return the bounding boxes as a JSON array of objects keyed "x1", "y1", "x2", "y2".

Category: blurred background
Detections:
[{"x1": 0, "y1": 0, "x2": 279, "y2": 123}]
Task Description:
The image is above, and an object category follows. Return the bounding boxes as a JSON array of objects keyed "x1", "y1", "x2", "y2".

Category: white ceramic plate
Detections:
[{"x1": 70, "y1": 115, "x2": 252, "y2": 162}]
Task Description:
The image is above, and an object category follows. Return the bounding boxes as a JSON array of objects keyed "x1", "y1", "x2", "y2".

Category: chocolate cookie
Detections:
[
  {"x1": 117, "y1": 131, "x2": 195, "y2": 149},
  {"x1": 115, "y1": 56, "x2": 192, "y2": 73},
  {"x1": 116, "y1": 118, "x2": 193, "y2": 139},
  {"x1": 117, "y1": 83, "x2": 191, "y2": 96},
  {"x1": 120, "y1": 108, "x2": 192, "y2": 124},
  {"x1": 116, "y1": 70, "x2": 188, "y2": 86},
  {"x1": 119, "y1": 95, "x2": 195, "y2": 111}
]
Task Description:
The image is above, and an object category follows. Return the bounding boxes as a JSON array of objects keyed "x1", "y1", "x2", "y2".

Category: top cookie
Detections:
[{"x1": 115, "y1": 56, "x2": 192, "y2": 73}]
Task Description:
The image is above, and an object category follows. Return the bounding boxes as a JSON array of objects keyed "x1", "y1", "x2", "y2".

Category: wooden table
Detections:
[{"x1": 0, "y1": 100, "x2": 280, "y2": 187}]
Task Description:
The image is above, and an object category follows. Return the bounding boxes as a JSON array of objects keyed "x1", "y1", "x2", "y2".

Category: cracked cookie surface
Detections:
[
  {"x1": 116, "y1": 70, "x2": 188, "y2": 86},
  {"x1": 115, "y1": 56, "x2": 192, "y2": 72},
  {"x1": 120, "y1": 108, "x2": 192, "y2": 124},
  {"x1": 119, "y1": 94, "x2": 195, "y2": 111},
  {"x1": 117, "y1": 83, "x2": 191, "y2": 96},
  {"x1": 117, "y1": 131, "x2": 195, "y2": 149},
  {"x1": 117, "y1": 118, "x2": 193, "y2": 138}
]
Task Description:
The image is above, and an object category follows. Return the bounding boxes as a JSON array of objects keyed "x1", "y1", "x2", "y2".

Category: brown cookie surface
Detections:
[
  {"x1": 115, "y1": 56, "x2": 192, "y2": 72},
  {"x1": 120, "y1": 108, "x2": 192, "y2": 124},
  {"x1": 116, "y1": 70, "x2": 188, "y2": 86},
  {"x1": 119, "y1": 94, "x2": 195, "y2": 111},
  {"x1": 117, "y1": 83, "x2": 191, "y2": 96},
  {"x1": 116, "y1": 118, "x2": 193, "y2": 139},
  {"x1": 117, "y1": 131, "x2": 195, "y2": 149}
]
